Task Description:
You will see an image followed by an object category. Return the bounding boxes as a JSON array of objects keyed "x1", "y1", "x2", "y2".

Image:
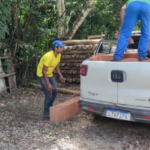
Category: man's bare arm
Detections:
[
  {"x1": 119, "y1": 5, "x2": 126, "y2": 30},
  {"x1": 55, "y1": 65, "x2": 66, "y2": 83},
  {"x1": 55, "y1": 65, "x2": 62, "y2": 76}
]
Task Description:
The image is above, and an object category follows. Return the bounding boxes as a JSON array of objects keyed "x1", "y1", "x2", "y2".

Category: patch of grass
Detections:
[{"x1": 69, "y1": 132, "x2": 75, "y2": 138}]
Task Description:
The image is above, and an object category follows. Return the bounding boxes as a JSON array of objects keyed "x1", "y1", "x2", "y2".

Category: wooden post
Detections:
[
  {"x1": 6, "y1": 58, "x2": 17, "y2": 92},
  {"x1": 83, "y1": 45, "x2": 87, "y2": 50},
  {"x1": 68, "y1": 78, "x2": 73, "y2": 83},
  {"x1": 72, "y1": 78, "x2": 76, "y2": 82},
  {"x1": 72, "y1": 54, "x2": 76, "y2": 59},
  {"x1": 92, "y1": 44, "x2": 97, "y2": 50},
  {"x1": 61, "y1": 63, "x2": 66, "y2": 67},
  {"x1": 75, "y1": 55, "x2": 80, "y2": 59},
  {"x1": 72, "y1": 45, "x2": 76, "y2": 50},
  {"x1": 0, "y1": 60, "x2": 7, "y2": 93},
  {"x1": 82, "y1": 55, "x2": 86, "y2": 59},
  {"x1": 64, "y1": 46, "x2": 67, "y2": 51},
  {"x1": 80, "y1": 45, "x2": 84, "y2": 50},
  {"x1": 86, "y1": 54, "x2": 92, "y2": 58},
  {"x1": 69, "y1": 70, "x2": 73, "y2": 74},
  {"x1": 73, "y1": 70, "x2": 77, "y2": 74},
  {"x1": 79, "y1": 55, "x2": 83, "y2": 59},
  {"x1": 62, "y1": 39, "x2": 100, "y2": 45},
  {"x1": 68, "y1": 55, "x2": 72, "y2": 59},
  {"x1": 76, "y1": 45, "x2": 80, "y2": 50},
  {"x1": 76, "y1": 78, "x2": 80, "y2": 83},
  {"x1": 62, "y1": 55, "x2": 65, "y2": 59},
  {"x1": 75, "y1": 63, "x2": 81, "y2": 67},
  {"x1": 67, "y1": 46, "x2": 73, "y2": 51},
  {"x1": 88, "y1": 45, "x2": 92, "y2": 50}
]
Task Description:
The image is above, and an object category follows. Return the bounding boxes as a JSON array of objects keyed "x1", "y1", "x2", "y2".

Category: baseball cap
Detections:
[{"x1": 52, "y1": 40, "x2": 66, "y2": 48}]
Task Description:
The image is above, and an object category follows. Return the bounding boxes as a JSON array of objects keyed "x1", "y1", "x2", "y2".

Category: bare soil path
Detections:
[{"x1": 0, "y1": 83, "x2": 150, "y2": 150}]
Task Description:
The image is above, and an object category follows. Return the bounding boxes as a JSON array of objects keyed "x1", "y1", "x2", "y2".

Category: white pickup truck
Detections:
[{"x1": 79, "y1": 31, "x2": 150, "y2": 124}]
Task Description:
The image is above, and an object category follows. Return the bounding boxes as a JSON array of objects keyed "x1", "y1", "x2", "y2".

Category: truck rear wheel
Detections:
[{"x1": 92, "y1": 114, "x2": 102, "y2": 119}]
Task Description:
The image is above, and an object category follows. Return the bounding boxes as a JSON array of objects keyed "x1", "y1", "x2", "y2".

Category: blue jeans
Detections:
[
  {"x1": 37, "y1": 76, "x2": 57, "y2": 117},
  {"x1": 114, "y1": 1, "x2": 150, "y2": 60}
]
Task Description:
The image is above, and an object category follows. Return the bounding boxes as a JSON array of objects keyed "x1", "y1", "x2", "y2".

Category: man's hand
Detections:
[
  {"x1": 47, "y1": 83, "x2": 54, "y2": 93},
  {"x1": 60, "y1": 76, "x2": 66, "y2": 83},
  {"x1": 115, "y1": 31, "x2": 134, "y2": 45}
]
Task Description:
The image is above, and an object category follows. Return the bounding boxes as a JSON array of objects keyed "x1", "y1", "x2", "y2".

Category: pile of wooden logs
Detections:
[
  {"x1": 54, "y1": 40, "x2": 100, "y2": 84},
  {"x1": 0, "y1": 56, "x2": 17, "y2": 93}
]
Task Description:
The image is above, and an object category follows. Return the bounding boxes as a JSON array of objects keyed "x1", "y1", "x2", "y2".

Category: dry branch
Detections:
[{"x1": 31, "y1": 83, "x2": 80, "y2": 95}]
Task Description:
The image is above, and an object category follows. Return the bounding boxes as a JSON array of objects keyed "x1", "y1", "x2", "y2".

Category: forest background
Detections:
[{"x1": 0, "y1": 0, "x2": 140, "y2": 85}]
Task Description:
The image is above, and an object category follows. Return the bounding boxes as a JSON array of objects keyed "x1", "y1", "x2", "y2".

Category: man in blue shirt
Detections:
[{"x1": 111, "y1": 0, "x2": 150, "y2": 61}]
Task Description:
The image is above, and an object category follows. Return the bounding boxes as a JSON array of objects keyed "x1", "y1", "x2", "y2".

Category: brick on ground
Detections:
[{"x1": 50, "y1": 96, "x2": 81, "y2": 122}]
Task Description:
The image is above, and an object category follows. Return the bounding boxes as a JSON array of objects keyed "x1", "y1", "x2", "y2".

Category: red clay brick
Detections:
[
  {"x1": 121, "y1": 58, "x2": 150, "y2": 62},
  {"x1": 88, "y1": 54, "x2": 101, "y2": 61},
  {"x1": 62, "y1": 99, "x2": 80, "y2": 120},
  {"x1": 59, "y1": 98, "x2": 80, "y2": 121},
  {"x1": 60, "y1": 97, "x2": 80, "y2": 121},
  {"x1": 50, "y1": 96, "x2": 81, "y2": 122},
  {"x1": 89, "y1": 52, "x2": 140, "y2": 61},
  {"x1": 123, "y1": 53, "x2": 138, "y2": 59},
  {"x1": 50, "y1": 105, "x2": 64, "y2": 122},
  {"x1": 102, "y1": 54, "x2": 113, "y2": 61}
]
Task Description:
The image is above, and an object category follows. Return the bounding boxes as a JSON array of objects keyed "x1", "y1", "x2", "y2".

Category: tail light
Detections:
[
  {"x1": 80, "y1": 65, "x2": 88, "y2": 76},
  {"x1": 88, "y1": 107, "x2": 94, "y2": 111},
  {"x1": 145, "y1": 117, "x2": 150, "y2": 120}
]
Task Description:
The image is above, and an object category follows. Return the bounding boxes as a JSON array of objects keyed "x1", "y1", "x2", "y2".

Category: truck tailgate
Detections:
[
  {"x1": 85, "y1": 61, "x2": 118, "y2": 103},
  {"x1": 118, "y1": 62, "x2": 150, "y2": 108}
]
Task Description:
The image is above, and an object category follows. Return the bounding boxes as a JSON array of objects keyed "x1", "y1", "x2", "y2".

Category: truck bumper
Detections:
[{"x1": 79, "y1": 98, "x2": 150, "y2": 124}]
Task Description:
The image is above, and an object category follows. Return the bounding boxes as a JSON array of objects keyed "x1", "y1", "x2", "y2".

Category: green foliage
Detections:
[
  {"x1": 2, "y1": 59, "x2": 10, "y2": 73},
  {"x1": 0, "y1": 0, "x2": 142, "y2": 84},
  {"x1": 0, "y1": 1, "x2": 11, "y2": 40},
  {"x1": 74, "y1": 0, "x2": 141, "y2": 39},
  {"x1": 0, "y1": 0, "x2": 58, "y2": 58},
  {"x1": 0, "y1": 0, "x2": 141, "y2": 55}
]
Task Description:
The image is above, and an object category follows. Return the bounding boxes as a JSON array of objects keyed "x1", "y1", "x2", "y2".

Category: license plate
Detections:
[{"x1": 106, "y1": 109, "x2": 131, "y2": 121}]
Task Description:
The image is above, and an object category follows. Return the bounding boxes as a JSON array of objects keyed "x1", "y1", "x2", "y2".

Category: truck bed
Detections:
[{"x1": 89, "y1": 53, "x2": 150, "y2": 62}]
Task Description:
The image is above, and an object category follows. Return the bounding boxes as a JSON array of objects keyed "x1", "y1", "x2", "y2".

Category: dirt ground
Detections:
[{"x1": 0, "y1": 83, "x2": 150, "y2": 150}]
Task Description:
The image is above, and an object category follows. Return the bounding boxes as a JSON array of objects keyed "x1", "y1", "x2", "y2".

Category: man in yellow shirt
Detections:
[{"x1": 37, "y1": 40, "x2": 66, "y2": 119}]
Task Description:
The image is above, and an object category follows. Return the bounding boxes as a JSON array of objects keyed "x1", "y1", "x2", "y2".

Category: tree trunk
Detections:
[
  {"x1": 11, "y1": 2, "x2": 17, "y2": 36},
  {"x1": 57, "y1": 0, "x2": 95, "y2": 40},
  {"x1": 63, "y1": 0, "x2": 95, "y2": 40},
  {"x1": 57, "y1": 0, "x2": 66, "y2": 39}
]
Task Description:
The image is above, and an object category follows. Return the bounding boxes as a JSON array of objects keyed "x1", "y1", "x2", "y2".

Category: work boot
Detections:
[
  {"x1": 110, "y1": 57, "x2": 120, "y2": 62},
  {"x1": 139, "y1": 57, "x2": 149, "y2": 61},
  {"x1": 42, "y1": 115, "x2": 50, "y2": 120}
]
